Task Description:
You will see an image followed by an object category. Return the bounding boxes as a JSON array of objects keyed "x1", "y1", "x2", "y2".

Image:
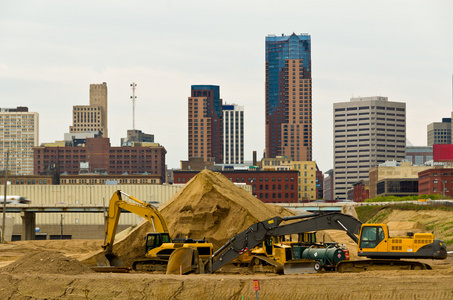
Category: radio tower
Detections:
[{"x1": 130, "y1": 82, "x2": 137, "y2": 130}]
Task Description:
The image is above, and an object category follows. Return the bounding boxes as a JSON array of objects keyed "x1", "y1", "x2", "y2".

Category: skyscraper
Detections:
[
  {"x1": 265, "y1": 33, "x2": 312, "y2": 161},
  {"x1": 333, "y1": 96, "x2": 406, "y2": 200},
  {"x1": 427, "y1": 118, "x2": 451, "y2": 146},
  {"x1": 70, "y1": 82, "x2": 108, "y2": 137},
  {"x1": 188, "y1": 85, "x2": 223, "y2": 163},
  {"x1": 222, "y1": 104, "x2": 244, "y2": 164},
  {"x1": 0, "y1": 107, "x2": 39, "y2": 175}
]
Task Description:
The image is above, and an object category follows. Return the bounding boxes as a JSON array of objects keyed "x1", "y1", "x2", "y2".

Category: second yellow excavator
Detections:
[
  {"x1": 99, "y1": 190, "x2": 213, "y2": 274},
  {"x1": 206, "y1": 212, "x2": 447, "y2": 274}
]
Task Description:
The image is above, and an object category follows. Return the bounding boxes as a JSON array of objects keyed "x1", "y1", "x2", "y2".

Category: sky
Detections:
[{"x1": 1, "y1": 0, "x2": 452, "y2": 173}]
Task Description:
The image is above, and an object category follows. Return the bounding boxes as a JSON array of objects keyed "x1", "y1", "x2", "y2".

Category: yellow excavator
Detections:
[
  {"x1": 99, "y1": 190, "x2": 213, "y2": 274},
  {"x1": 205, "y1": 212, "x2": 447, "y2": 273}
]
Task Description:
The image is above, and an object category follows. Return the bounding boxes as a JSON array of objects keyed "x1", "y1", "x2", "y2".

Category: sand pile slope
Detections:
[
  {"x1": 386, "y1": 221, "x2": 426, "y2": 236},
  {"x1": 362, "y1": 208, "x2": 453, "y2": 243},
  {"x1": 1, "y1": 251, "x2": 94, "y2": 275},
  {"x1": 159, "y1": 169, "x2": 294, "y2": 250},
  {"x1": 82, "y1": 170, "x2": 295, "y2": 266},
  {"x1": 81, "y1": 221, "x2": 153, "y2": 267}
]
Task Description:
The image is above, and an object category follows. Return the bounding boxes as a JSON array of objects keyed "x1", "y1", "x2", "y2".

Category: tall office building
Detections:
[
  {"x1": 188, "y1": 85, "x2": 223, "y2": 164},
  {"x1": 333, "y1": 96, "x2": 406, "y2": 200},
  {"x1": 223, "y1": 104, "x2": 244, "y2": 164},
  {"x1": 427, "y1": 118, "x2": 451, "y2": 146},
  {"x1": 265, "y1": 33, "x2": 312, "y2": 161},
  {"x1": 0, "y1": 107, "x2": 39, "y2": 175},
  {"x1": 70, "y1": 82, "x2": 108, "y2": 137}
]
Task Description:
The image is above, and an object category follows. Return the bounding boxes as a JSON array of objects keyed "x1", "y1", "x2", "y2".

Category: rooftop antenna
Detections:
[{"x1": 130, "y1": 82, "x2": 137, "y2": 130}]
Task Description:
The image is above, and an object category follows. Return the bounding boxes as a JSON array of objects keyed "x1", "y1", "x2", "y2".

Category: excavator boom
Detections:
[
  {"x1": 97, "y1": 190, "x2": 213, "y2": 274},
  {"x1": 208, "y1": 211, "x2": 447, "y2": 274},
  {"x1": 208, "y1": 212, "x2": 362, "y2": 273},
  {"x1": 102, "y1": 190, "x2": 168, "y2": 255}
]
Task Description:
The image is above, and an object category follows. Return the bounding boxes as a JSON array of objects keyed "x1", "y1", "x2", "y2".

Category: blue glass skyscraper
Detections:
[{"x1": 265, "y1": 33, "x2": 312, "y2": 161}]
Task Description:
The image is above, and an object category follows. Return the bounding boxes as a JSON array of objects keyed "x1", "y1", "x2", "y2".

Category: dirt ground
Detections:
[
  {"x1": 1, "y1": 171, "x2": 453, "y2": 299},
  {"x1": 0, "y1": 237, "x2": 452, "y2": 299}
]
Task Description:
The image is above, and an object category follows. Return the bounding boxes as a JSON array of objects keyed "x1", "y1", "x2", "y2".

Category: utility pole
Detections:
[
  {"x1": 2, "y1": 149, "x2": 9, "y2": 243},
  {"x1": 130, "y1": 82, "x2": 137, "y2": 130}
]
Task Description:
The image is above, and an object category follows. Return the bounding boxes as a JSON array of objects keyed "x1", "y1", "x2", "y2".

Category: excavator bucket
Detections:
[
  {"x1": 283, "y1": 259, "x2": 317, "y2": 274},
  {"x1": 96, "y1": 253, "x2": 123, "y2": 267},
  {"x1": 166, "y1": 248, "x2": 200, "y2": 275}
]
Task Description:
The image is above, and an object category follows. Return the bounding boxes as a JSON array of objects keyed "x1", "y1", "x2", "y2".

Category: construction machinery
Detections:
[
  {"x1": 99, "y1": 190, "x2": 213, "y2": 273},
  {"x1": 202, "y1": 212, "x2": 447, "y2": 274},
  {"x1": 248, "y1": 231, "x2": 349, "y2": 274}
]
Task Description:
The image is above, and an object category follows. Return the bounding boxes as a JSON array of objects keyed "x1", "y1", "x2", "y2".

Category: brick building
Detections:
[
  {"x1": 418, "y1": 168, "x2": 453, "y2": 197},
  {"x1": 352, "y1": 181, "x2": 369, "y2": 202},
  {"x1": 34, "y1": 137, "x2": 166, "y2": 182},
  {"x1": 173, "y1": 170, "x2": 299, "y2": 203}
]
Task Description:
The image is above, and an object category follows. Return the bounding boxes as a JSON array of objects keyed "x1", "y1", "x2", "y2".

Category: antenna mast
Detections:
[{"x1": 130, "y1": 82, "x2": 137, "y2": 130}]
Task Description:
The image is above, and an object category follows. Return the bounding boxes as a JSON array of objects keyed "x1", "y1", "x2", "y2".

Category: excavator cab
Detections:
[
  {"x1": 357, "y1": 223, "x2": 447, "y2": 260},
  {"x1": 145, "y1": 233, "x2": 171, "y2": 253},
  {"x1": 264, "y1": 238, "x2": 274, "y2": 255},
  {"x1": 298, "y1": 231, "x2": 317, "y2": 245},
  {"x1": 359, "y1": 225, "x2": 386, "y2": 249}
]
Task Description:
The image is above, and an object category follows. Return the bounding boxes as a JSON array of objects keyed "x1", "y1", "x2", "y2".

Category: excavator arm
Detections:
[
  {"x1": 101, "y1": 190, "x2": 169, "y2": 255},
  {"x1": 208, "y1": 212, "x2": 362, "y2": 273}
]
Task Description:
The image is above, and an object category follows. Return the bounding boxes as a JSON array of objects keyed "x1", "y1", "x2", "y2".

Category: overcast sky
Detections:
[{"x1": 1, "y1": 0, "x2": 452, "y2": 172}]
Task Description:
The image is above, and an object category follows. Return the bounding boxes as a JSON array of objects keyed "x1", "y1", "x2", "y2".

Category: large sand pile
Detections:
[
  {"x1": 83, "y1": 170, "x2": 297, "y2": 267},
  {"x1": 159, "y1": 170, "x2": 297, "y2": 250},
  {"x1": 1, "y1": 251, "x2": 94, "y2": 275}
]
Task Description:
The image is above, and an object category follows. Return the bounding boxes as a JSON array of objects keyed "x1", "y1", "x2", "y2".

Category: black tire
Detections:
[{"x1": 314, "y1": 261, "x2": 322, "y2": 272}]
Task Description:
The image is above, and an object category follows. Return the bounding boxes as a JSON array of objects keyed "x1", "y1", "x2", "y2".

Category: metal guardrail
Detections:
[
  {"x1": 278, "y1": 200, "x2": 453, "y2": 209},
  {"x1": 0, "y1": 204, "x2": 108, "y2": 213},
  {"x1": 355, "y1": 200, "x2": 453, "y2": 207}
]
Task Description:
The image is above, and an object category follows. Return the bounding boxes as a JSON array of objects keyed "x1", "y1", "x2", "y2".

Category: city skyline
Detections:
[{"x1": 1, "y1": 1, "x2": 452, "y2": 173}]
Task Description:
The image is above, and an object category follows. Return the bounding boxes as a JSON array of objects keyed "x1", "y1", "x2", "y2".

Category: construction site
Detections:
[{"x1": 0, "y1": 170, "x2": 453, "y2": 299}]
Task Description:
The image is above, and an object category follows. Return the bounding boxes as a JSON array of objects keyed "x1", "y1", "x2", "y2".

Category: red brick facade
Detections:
[
  {"x1": 418, "y1": 168, "x2": 453, "y2": 197},
  {"x1": 352, "y1": 181, "x2": 369, "y2": 202},
  {"x1": 174, "y1": 170, "x2": 299, "y2": 203},
  {"x1": 34, "y1": 137, "x2": 166, "y2": 182}
]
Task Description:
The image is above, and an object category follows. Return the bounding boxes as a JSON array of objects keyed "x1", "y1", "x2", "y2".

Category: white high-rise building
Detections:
[
  {"x1": 333, "y1": 96, "x2": 406, "y2": 200},
  {"x1": 222, "y1": 104, "x2": 244, "y2": 164},
  {"x1": 0, "y1": 107, "x2": 39, "y2": 175}
]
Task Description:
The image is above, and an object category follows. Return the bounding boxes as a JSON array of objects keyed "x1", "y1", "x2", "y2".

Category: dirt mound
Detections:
[
  {"x1": 265, "y1": 203, "x2": 298, "y2": 217},
  {"x1": 1, "y1": 251, "x2": 94, "y2": 275},
  {"x1": 387, "y1": 221, "x2": 426, "y2": 236},
  {"x1": 158, "y1": 170, "x2": 293, "y2": 250},
  {"x1": 83, "y1": 170, "x2": 298, "y2": 267},
  {"x1": 342, "y1": 205, "x2": 358, "y2": 219},
  {"x1": 364, "y1": 208, "x2": 453, "y2": 244}
]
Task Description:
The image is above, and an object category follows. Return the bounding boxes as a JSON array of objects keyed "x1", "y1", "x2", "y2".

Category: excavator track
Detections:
[
  {"x1": 248, "y1": 256, "x2": 284, "y2": 274},
  {"x1": 90, "y1": 266, "x2": 132, "y2": 273},
  {"x1": 132, "y1": 259, "x2": 169, "y2": 272},
  {"x1": 336, "y1": 259, "x2": 432, "y2": 273}
]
